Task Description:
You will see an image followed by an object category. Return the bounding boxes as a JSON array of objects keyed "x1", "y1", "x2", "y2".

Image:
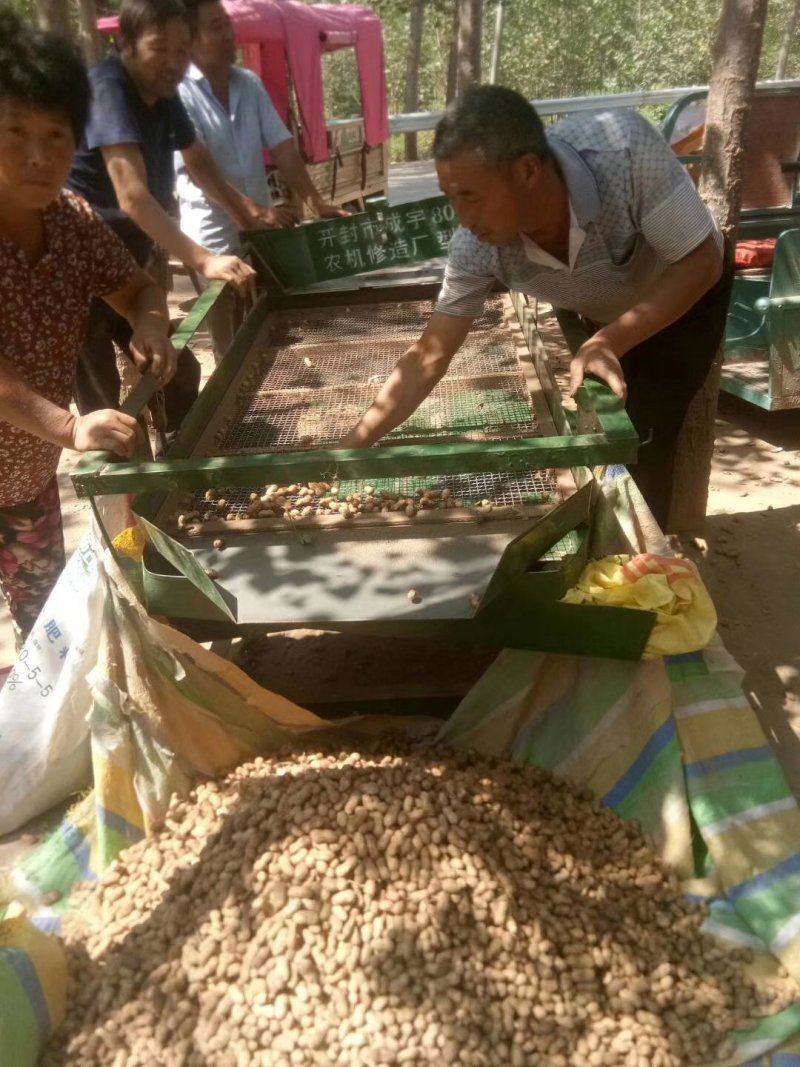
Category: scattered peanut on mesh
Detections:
[
  {"x1": 173, "y1": 482, "x2": 502, "y2": 528},
  {"x1": 43, "y1": 741, "x2": 796, "y2": 1067}
]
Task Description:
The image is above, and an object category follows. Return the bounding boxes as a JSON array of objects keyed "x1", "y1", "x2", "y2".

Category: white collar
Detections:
[{"x1": 521, "y1": 202, "x2": 585, "y2": 272}]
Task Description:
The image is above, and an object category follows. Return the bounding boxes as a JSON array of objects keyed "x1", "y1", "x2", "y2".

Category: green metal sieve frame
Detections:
[{"x1": 70, "y1": 284, "x2": 638, "y2": 499}]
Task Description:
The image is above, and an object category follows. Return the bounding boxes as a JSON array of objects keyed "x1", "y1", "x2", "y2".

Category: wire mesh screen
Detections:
[
  {"x1": 242, "y1": 340, "x2": 407, "y2": 393},
  {"x1": 186, "y1": 286, "x2": 566, "y2": 529},
  {"x1": 213, "y1": 293, "x2": 544, "y2": 454},
  {"x1": 240, "y1": 328, "x2": 521, "y2": 393},
  {"x1": 215, "y1": 374, "x2": 539, "y2": 454},
  {"x1": 189, "y1": 468, "x2": 561, "y2": 519},
  {"x1": 264, "y1": 297, "x2": 506, "y2": 348}
]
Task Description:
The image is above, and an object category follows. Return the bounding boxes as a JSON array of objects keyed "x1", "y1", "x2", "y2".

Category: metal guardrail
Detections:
[{"x1": 388, "y1": 78, "x2": 800, "y2": 136}]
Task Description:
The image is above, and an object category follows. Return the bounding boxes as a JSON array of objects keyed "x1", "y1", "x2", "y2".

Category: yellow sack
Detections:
[
  {"x1": 0, "y1": 916, "x2": 66, "y2": 1066},
  {"x1": 562, "y1": 553, "x2": 717, "y2": 659}
]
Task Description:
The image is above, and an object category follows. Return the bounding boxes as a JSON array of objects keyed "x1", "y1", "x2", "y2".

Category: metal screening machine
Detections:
[{"x1": 72, "y1": 203, "x2": 655, "y2": 662}]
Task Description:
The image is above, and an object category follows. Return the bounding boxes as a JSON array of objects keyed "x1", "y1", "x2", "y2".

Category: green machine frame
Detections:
[
  {"x1": 72, "y1": 214, "x2": 654, "y2": 661},
  {"x1": 720, "y1": 229, "x2": 800, "y2": 410},
  {"x1": 663, "y1": 87, "x2": 800, "y2": 409},
  {"x1": 73, "y1": 290, "x2": 638, "y2": 496},
  {"x1": 242, "y1": 195, "x2": 460, "y2": 291}
]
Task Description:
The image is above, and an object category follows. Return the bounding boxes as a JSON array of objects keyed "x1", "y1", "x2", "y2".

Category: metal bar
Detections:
[
  {"x1": 170, "y1": 280, "x2": 226, "y2": 355},
  {"x1": 755, "y1": 295, "x2": 800, "y2": 310},
  {"x1": 72, "y1": 280, "x2": 230, "y2": 484},
  {"x1": 120, "y1": 370, "x2": 159, "y2": 417},
  {"x1": 580, "y1": 380, "x2": 638, "y2": 441},
  {"x1": 720, "y1": 372, "x2": 775, "y2": 410},
  {"x1": 509, "y1": 292, "x2": 573, "y2": 436},
  {"x1": 70, "y1": 434, "x2": 639, "y2": 498},
  {"x1": 488, "y1": 0, "x2": 506, "y2": 84},
  {"x1": 131, "y1": 292, "x2": 275, "y2": 524},
  {"x1": 167, "y1": 294, "x2": 272, "y2": 460},
  {"x1": 388, "y1": 78, "x2": 800, "y2": 136},
  {"x1": 507, "y1": 291, "x2": 637, "y2": 445}
]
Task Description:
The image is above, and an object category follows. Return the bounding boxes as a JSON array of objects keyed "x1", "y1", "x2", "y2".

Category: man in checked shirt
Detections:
[{"x1": 340, "y1": 85, "x2": 733, "y2": 530}]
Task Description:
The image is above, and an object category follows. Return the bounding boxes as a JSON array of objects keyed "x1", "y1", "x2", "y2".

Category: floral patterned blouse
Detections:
[{"x1": 0, "y1": 190, "x2": 136, "y2": 506}]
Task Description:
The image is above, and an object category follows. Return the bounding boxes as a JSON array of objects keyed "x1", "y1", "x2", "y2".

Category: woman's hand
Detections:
[
  {"x1": 69, "y1": 410, "x2": 142, "y2": 457},
  {"x1": 129, "y1": 328, "x2": 178, "y2": 385}
]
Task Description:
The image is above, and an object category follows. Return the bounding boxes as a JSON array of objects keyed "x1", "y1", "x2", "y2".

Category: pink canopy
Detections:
[{"x1": 98, "y1": 0, "x2": 389, "y2": 165}]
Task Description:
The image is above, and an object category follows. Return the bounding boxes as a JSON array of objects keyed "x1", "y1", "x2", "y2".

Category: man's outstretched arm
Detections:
[
  {"x1": 102, "y1": 144, "x2": 256, "y2": 294},
  {"x1": 339, "y1": 312, "x2": 473, "y2": 448}
]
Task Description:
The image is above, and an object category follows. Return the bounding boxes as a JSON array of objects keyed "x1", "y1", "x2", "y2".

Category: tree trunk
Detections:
[
  {"x1": 489, "y1": 0, "x2": 507, "y2": 84},
  {"x1": 446, "y1": 3, "x2": 459, "y2": 104},
  {"x1": 454, "y1": 0, "x2": 483, "y2": 98},
  {"x1": 667, "y1": 0, "x2": 768, "y2": 534},
  {"x1": 77, "y1": 0, "x2": 104, "y2": 65},
  {"x1": 471, "y1": 0, "x2": 483, "y2": 81},
  {"x1": 404, "y1": 0, "x2": 425, "y2": 161},
  {"x1": 775, "y1": 0, "x2": 800, "y2": 79},
  {"x1": 37, "y1": 0, "x2": 71, "y2": 37}
]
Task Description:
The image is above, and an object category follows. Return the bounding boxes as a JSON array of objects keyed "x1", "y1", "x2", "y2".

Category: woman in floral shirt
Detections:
[{"x1": 0, "y1": 9, "x2": 177, "y2": 646}]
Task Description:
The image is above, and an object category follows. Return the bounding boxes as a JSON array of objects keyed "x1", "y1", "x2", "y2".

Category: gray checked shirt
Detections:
[{"x1": 436, "y1": 109, "x2": 722, "y2": 325}]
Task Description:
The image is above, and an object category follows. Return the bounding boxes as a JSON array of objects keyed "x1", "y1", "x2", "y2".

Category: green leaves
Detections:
[{"x1": 319, "y1": 0, "x2": 800, "y2": 137}]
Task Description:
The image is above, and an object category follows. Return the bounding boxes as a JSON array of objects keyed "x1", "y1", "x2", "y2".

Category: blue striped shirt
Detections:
[
  {"x1": 437, "y1": 109, "x2": 721, "y2": 325},
  {"x1": 176, "y1": 65, "x2": 292, "y2": 254}
]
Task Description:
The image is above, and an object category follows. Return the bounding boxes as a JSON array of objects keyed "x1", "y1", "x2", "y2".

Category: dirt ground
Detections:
[
  {"x1": 683, "y1": 396, "x2": 800, "y2": 796},
  {"x1": 1, "y1": 288, "x2": 800, "y2": 873}
]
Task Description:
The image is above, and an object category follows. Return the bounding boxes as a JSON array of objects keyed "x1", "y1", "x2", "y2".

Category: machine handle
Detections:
[
  {"x1": 754, "y1": 294, "x2": 800, "y2": 311},
  {"x1": 120, "y1": 370, "x2": 160, "y2": 417},
  {"x1": 73, "y1": 279, "x2": 230, "y2": 477}
]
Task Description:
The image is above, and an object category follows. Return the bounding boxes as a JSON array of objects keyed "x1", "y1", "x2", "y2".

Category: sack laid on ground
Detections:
[
  {"x1": 2, "y1": 541, "x2": 436, "y2": 1066},
  {"x1": 438, "y1": 637, "x2": 800, "y2": 1066}
]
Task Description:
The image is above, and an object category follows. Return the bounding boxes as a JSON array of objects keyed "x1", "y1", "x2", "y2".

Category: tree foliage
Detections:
[
  {"x1": 321, "y1": 0, "x2": 800, "y2": 137},
  {"x1": 7, "y1": 0, "x2": 37, "y2": 20},
  {"x1": 14, "y1": 0, "x2": 800, "y2": 150}
]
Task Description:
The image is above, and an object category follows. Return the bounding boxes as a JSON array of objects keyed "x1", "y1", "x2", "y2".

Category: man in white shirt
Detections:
[
  {"x1": 340, "y1": 87, "x2": 733, "y2": 528},
  {"x1": 177, "y1": 0, "x2": 346, "y2": 353}
]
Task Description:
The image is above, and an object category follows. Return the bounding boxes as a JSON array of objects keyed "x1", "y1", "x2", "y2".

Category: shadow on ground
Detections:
[{"x1": 684, "y1": 499, "x2": 800, "y2": 797}]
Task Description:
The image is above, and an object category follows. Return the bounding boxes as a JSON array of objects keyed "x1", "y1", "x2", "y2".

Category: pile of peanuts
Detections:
[
  {"x1": 43, "y1": 743, "x2": 795, "y2": 1067},
  {"x1": 176, "y1": 483, "x2": 500, "y2": 528}
]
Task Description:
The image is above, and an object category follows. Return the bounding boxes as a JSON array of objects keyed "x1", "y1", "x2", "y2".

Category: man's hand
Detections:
[
  {"x1": 338, "y1": 429, "x2": 368, "y2": 449},
  {"x1": 251, "y1": 204, "x2": 299, "y2": 229},
  {"x1": 569, "y1": 335, "x2": 627, "y2": 403},
  {"x1": 129, "y1": 328, "x2": 178, "y2": 386},
  {"x1": 334, "y1": 312, "x2": 474, "y2": 449},
  {"x1": 70, "y1": 410, "x2": 142, "y2": 457},
  {"x1": 200, "y1": 254, "x2": 257, "y2": 299},
  {"x1": 313, "y1": 201, "x2": 350, "y2": 220}
]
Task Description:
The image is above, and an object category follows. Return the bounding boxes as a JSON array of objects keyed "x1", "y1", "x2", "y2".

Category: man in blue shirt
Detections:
[
  {"x1": 177, "y1": 0, "x2": 344, "y2": 255},
  {"x1": 175, "y1": 0, "x2": 346, "y2": 355},
  {"x1": 67, "y1": 0, "x2": 263, "y2": 431}
]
